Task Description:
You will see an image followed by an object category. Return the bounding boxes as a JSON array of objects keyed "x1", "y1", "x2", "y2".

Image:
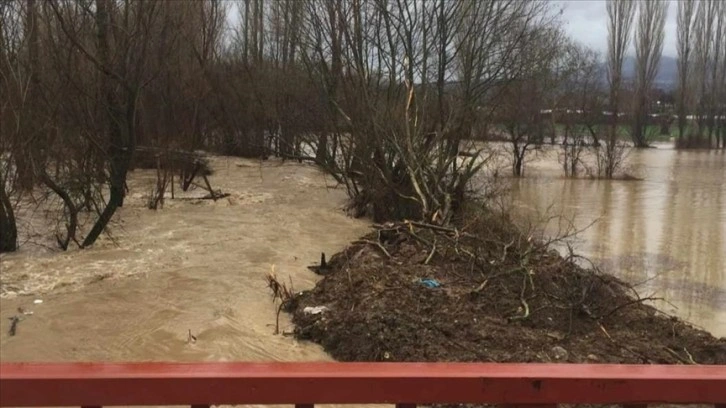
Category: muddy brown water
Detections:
[
  {"x1": 0, "y1": 158, "x2": 369, "y2": 362},
  {"x1": 0, "y1": 147, "x2": 724, "y2": 366},
  {"x1": 508, "y1": 145, "x2": 725, "y2": 338}
]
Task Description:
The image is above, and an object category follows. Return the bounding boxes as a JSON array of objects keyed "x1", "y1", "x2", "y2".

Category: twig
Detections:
[
  {"x1": 682, "y1": 347, "x2": 698, "y2": 365},
  {"x1": 598, "y1": 322, "x2": 613, "y2": 342},
  {"x1": 471, "y1": 279, "x2": 488, "y2": 293},
  {"x1": 599, "y1": 296, "x2": 664, "y2": 319},
  {"x1": 405, "y1": 220, "x2": 456, "y2": 233},
  {"x1": 404, "y1": 220, "x2": 478, "y2": 240},
  {"x1": 404, "y1": 223, "x2": 433, "y2": 247},
  {"x1": 501, "y1": 239, "x2": 515, "y2": 262},
  {"x1": 266, "y1": 267, "x2": 295, "y2": 335},
  {"x1": 424, "y1": 237, "x2": 436, "y2": 265},
  {"x1": 508, "y1": 274, "x2": 530, "y2": 321},
  {"x1": 664, "y1": 346, "x2": 691, "y2": 364},
  {"x1": 353, "y1": 239, "x2": 391, "y2": 258}
]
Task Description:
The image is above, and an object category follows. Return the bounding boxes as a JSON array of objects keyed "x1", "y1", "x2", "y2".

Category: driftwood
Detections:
[
  {"x1": 8, "y1": 316, "x2": 20, "y2": 336},
  {"x1": 134, "y1": 147, "x2": 222, "y2": 205},
  {"x1": 307, "y1": 252, "x2": 332, "y2": 275},
  {"x1": 132, "y1": 147, "x2": 213, "y2": 176}
]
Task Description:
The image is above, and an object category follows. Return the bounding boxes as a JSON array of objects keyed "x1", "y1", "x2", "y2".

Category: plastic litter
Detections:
[
  {"x1": 419, "y1": 278, "x2": 441, "y2": 288},
  {"x1": 303, "y1": 306, "x2": 329, "y2": 315},
  {"x1": 33, "y1": 299, "x2": 43, "y2": 304},
  {"x1": 17, "y1": 308, "x2": 34, "y2": 316}
]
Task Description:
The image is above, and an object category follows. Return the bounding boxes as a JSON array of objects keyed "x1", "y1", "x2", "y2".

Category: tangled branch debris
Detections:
[
  {"x1": 288, "y1": 213, "x2": 726, "y2": 364},
  {"x1": 266, "y1": 266, "x2": 296, "y2": 335}
]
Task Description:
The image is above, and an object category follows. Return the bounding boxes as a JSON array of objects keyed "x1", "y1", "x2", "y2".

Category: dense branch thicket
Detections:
[
  {"x1": 0, "y1": 0, "x2": 565, "y2": 252},
  {"x1": 1, "y1": 0, "x2": 723, "y2": 253},
  {"x1": 299, "y1": 0, "x2": 561, "y2": 220},
  {"x1": 677, "y1": 0, "x2": 726, "y2": 148}
]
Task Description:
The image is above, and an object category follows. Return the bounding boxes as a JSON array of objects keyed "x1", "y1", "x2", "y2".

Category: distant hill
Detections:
[
  {"x1": 605, "y1": 55, "x2": 678, "y2": 90},
  {"x1": 623, "y1": 55, "x2": 677, "y2": 90}
]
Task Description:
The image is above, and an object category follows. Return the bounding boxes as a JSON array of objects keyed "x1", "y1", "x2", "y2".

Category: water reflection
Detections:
[{"x1": 510, "y1": 146, "x2": 725, "y2": 337}]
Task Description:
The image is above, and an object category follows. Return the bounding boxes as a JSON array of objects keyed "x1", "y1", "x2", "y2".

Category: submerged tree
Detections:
[
  {"x1": 299, "y1": 0, "x2": 556, "y2": 222},
  {"x1": 558, "y1": 44, "x2": 604, "y2": 177},
  {"x1": 631, "y1": 0, "x2": 667, "y2": 148},
  {"x1": 499, "y1": 26, "x2": 567, "y2": 177},
  {"x1": 676, "y1": 0, "x2": 697, "y2": 142},
  {"x1": 692, "y1": 0, "x2": 717, "y2": 145},
  {"x1": 604, "y1": 0, "x2": 636, "y2": 178}
]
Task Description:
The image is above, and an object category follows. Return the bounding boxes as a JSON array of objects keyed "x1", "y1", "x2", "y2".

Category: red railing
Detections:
[{"x1": 1, "y1": 362, "x2": 725, "y2": 407}]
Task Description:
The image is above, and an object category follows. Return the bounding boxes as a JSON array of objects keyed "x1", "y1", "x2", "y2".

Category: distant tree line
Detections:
[
  {"x1": 1, "y1": 0, "x2": 724, "y2": 253},
  {"x1": 675, "y1": 0, "x2": 726, "y2": 148}
]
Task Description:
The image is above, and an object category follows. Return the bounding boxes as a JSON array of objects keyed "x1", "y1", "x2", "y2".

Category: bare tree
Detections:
[
  {"x1": 718, "y1": 4, "x2": 726, "y2": 149},
  {"x1": 298, "y1": 0, "x2": 555, "y2": 222},
  {"x1": 3, "y1": 0, "x2": 625, "y2": 251},
  {"x1": 676, "y1": 0, "x2": 696, "y2": 142},
  {"x1": 0, "y1": 0, "x2": 23, "y2": 252},
  {"x1": 631, "y1": 0, "x2": 667, "y2": 148},
  {"x1": 45, "y1": 0, "x2": 173, "y2": 247},
  {"x1": 500, "y1": 26, "x2": 566, "y2": 176},
  {"x1": 692, "y1": 0, "x2": 717, "y2": 144},
  {"x1": 707, "y1": 1, "x2": 725, "y2": 147},
  {"x1": 604, "y1": 0, "x2": 636, "y2": 178},
  {"x1": 558, "y1": 44, "x2": 604, "y2": 177}
]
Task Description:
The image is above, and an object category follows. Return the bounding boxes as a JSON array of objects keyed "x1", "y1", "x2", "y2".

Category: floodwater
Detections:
[
  {"x1": 509, "y1": 145, "x2": 726, "y2": 337},
  {"x1": 0, "y1": 147, "x2": 724, "y2": 367},
  {"x1": 0, "y1": 158, "x2": 369, "y2": 362}
]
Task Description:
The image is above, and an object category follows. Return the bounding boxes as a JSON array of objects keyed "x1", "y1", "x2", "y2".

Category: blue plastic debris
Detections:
[{"x1": 419, "y1": 278, "x2": 441, "y2": 288}]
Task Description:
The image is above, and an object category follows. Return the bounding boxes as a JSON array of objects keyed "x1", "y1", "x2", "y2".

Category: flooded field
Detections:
[
  {"x1": 509, "y1": 145, "x2": 726, "y2": 337},
  {"x1": 1, "y1": 146, "x2": 724, "y2": 364}
]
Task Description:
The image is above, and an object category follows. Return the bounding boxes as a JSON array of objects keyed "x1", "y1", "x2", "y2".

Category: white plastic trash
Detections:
[{"x1": 303, "y1": 306, "x2": 329, "y2": 315}]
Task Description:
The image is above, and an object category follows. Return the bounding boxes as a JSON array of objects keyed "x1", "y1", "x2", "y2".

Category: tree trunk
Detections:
[
  {"x1": 39, "y1": 172, "x2": 79, "y2": 250},
  {"x1": 0, "y1": 176, "x2": 18, "y2": 253},
  {"x1": 632, "y1": 108, "x2": 649, "y2": 148},
  {"x1": 512, "y1": 153, "x2": 524, "y2": 177},
  {"x1": 82, "y1": 0, "x2": 135, "y2": 247},
  {"x1": 316, "y1": 133, "x2": 328, "y2": 163}
]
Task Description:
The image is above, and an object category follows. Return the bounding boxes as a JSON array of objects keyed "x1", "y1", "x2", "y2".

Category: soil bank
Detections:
[{"x1": 290, "y1": 216, "x2": 726, "y2": 364}]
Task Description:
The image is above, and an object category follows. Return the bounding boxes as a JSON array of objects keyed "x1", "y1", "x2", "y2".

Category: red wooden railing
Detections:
[{"x1": 1, "y1": 362, "x2": 725, "y2": 407}]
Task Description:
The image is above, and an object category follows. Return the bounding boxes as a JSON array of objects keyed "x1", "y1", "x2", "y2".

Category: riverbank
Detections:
[{"x1": 290, "y1": 214, "x2": 726, "y2": 364}]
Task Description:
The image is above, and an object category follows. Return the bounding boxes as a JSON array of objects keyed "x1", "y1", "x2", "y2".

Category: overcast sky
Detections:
[{"x1": 557, "y1": 0, "x2": 678, "y2": 58}]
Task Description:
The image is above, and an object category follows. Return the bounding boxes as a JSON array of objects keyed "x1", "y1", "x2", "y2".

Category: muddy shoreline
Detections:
[{"x1": 289, "y1": 218, "x2": 726, "y2": 364}]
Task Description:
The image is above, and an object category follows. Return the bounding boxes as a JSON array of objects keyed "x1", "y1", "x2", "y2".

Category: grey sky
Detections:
[
  {"x1": 226, "y1": 0, "x2": 679, "y2": 57},
  {"x1": 557, "y1": 0, "x2": 678, "y2": 58}
]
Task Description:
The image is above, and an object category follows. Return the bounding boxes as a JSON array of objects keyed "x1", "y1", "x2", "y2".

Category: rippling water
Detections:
[
  {"x1": 0, "y1": 158, "x2": 369, "y2": 362},
  {"x1": 1, "y1": 147, "x2": 723, "y2": 366}
]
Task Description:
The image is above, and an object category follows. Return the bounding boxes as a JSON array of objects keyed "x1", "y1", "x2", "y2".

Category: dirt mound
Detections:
[{"x1": 290, "y1": 215, "x2": 726, "y2": 364}]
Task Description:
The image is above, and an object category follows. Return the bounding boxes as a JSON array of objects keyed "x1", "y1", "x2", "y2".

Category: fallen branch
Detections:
[
  {"x1": 353, "y1": 239, "x2": 392, "y2": 258},
  {"x1": 405, "y1": 220, "x2": 458, "y2": 234},
  {"x1": 598, "y1": 322, "x2": 613, "y2": 342},
  {"x1": 508, "y1": 274, "x2": 530, "y2": 321},
  {"x1": 471, "y1": 279, "x2": 488, "y2": 293},
  {"x1": 424, "y1": 238, "x2": 437, "y2": 265},
  {"x1": 599, "y1": 296, "x2": 664, "y2": 319},
  {"x1": 664, "y1": 346, "x2": 692, "y2": 365},
  {"x1": 403, "y1": 223, "x2": 433, "y2": 247},
  {"x1": 682, "y1": 347, "x2": 698, "y2": 365}
]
